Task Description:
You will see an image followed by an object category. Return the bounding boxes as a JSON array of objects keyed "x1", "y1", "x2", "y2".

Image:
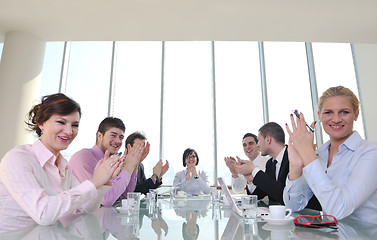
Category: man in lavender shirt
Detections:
[{"x1": 69, "y1": 117, "x2": 145, "y2": 206}]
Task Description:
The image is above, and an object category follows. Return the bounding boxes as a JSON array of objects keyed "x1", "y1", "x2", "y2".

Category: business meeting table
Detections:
[{"x1": 1, "y1": 193, "x2": 376, "y2": 240}]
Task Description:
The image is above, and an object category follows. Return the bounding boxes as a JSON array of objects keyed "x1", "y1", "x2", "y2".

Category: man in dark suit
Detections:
[
  {"x1": 234, "y1": 122, "x2": 321, "y2": 209},
  {"x1": 234, "y1": 122, "x2": 288, "y2": 204},
  {"x1": 125, "y1": 132, "x2": 169, "y2": 195}
]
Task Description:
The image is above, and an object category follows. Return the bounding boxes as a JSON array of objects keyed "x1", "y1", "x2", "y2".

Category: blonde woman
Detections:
[{"x1": 284, "y1": 86, "x2": 377, "y2": 223}]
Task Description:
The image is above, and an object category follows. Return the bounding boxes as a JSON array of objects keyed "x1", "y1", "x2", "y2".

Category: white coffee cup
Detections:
[
  {"x1": 177, "y1": 190, "x2": 186, "y2": 197},
  {"x1": 269, "y1": 205, "x2": 292, "y2": 219}
]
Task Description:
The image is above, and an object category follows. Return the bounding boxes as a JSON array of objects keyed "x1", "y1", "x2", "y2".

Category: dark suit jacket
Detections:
[
  {"x1": 249, "y1": 146, "x2": 289, "y2": 204},
  {"x1": 134, "y1": 163, "x2": 162, "y2": 195},
  {"x1": 249, "y1": 146, "x2": 322, "y2": 210}
]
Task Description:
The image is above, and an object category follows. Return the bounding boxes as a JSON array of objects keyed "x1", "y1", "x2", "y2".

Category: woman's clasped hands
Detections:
[{"x1": 186, "y1": 165, "x2": 198, "y2": 180}]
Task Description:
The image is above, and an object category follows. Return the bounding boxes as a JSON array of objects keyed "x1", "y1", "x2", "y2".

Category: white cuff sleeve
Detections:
[{"x1": 252, "y1": 167, "x2": 261, "y2": 177}]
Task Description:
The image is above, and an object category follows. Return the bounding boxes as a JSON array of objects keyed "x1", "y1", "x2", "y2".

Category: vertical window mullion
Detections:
[
  {"x1": 351, "y1": 43, "x2": 368, "y2": 139},
  {"x1": 59, "y1": 41, "x2": 71, "y2": 93},
  {"x1": 211, "y1": 41, "x2": 218, "y2": 186},
  {"x1": 259, "y1": 41, "x2": 269, "y2": 124},
  {"x1": 108, "y1": 41, "x2": 117, "y2": 117},
  {"x1": 305, "y1": 42, "x2": 323, "y2": 146},
  {"x1": 160, "y1": 41, "x2": 165, "y2": 160}
]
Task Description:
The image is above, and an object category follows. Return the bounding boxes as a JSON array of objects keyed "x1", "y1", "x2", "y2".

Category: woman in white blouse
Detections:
[{"x1": 173, "y1": 148, "x2": 211, "y2": 195}]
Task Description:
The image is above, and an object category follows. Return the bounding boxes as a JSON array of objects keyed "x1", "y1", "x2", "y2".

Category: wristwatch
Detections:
[{"x1": 152, "y1": 174, "x2": 159, "y2": 181}]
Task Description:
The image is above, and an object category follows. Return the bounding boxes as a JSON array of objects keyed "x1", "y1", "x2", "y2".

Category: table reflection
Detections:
[
  {"x1": 1, "y1": 196, "x2": 377, "y2": 240},
  {"x1": 94, "y1": 207, "x2": 140, "y2": 239},
  {"x1": 220, "y1": 210, "x2": 377, "y2": 240},
  {"x1": 174, "y1": 199, "x2": 211, "y2": 240},
  {"x1": 0, "y1": 212, "x2": 103, "y2": 239}
]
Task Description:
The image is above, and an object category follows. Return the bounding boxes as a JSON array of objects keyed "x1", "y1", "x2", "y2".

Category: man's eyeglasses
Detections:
[
  {"x1": 294, "y1": 215, "x2": 338, "y2": 229},
  {"x1": 186, "y1": 155, "x2": 197, "y2": 159}
]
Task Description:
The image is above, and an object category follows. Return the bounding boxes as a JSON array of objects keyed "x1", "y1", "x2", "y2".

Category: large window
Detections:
[
  {"x1": 312, "y1": 43, "x2": 365, "y2": 141},
  {"x1": 163, "y1": 42, "x2": 214, "y2": 184},
  {"x1": 63, "y1": 42, "x2": 114, "y2": 158},
  {"x1": 214, "y1": 42, "x2": 264, "y2": 184},
  {"x1": 112, "y1": 41, "x2": 163, "y2": 182},
  {"x1": 264, "y1": 42, "x2": 314, "y2": 128},
  {"x1": 39, "y1": 41, "x2": 364, "y2": 186},
  {"x1": 39, "y1": 42, "x2": 64, "y2": 97}
]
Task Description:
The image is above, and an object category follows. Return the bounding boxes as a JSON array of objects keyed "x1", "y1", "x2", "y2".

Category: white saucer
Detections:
[
  {"x1": 116, "y1": 207, "x2": 130, "y2": 214},
  {"x1": 264, "y1": 216, "x2": 294, "y2": 225},
  {"x1": 262, "y1": 223, "x2": 295, "y2": 231}
]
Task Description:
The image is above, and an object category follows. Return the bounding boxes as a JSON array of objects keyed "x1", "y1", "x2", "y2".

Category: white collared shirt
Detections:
[
  {"x1": 252, "y1": 146, "x2": 286, "y2": 180},
  {"x1": 273, "y1": 146, "x2": 287, "y2": 180}
]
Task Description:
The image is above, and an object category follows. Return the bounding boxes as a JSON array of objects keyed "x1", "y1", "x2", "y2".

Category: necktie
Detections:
[{"x1": 270, "y1": 159, "x2": 278, "y2": 180}]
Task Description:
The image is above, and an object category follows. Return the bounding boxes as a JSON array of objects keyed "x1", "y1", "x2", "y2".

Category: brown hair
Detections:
[
  {"x1": 318, "y1": 86, "x2": 359, "y2": 115},
  {"x1": 26, "y1": 93, "x2": 81, "y2": 137},
  {"x1": 258, "y1": 122, "x2": 285, "y2": 144},
  {"x1": 125, "y1": 131, "x2": 146, "y2": 147},
  {"x1": 182, "y1": 148, "x2": 199, "y2": 167},
  {"x1": 96, "y1": 117, "x2": 125, "y2": 143}
]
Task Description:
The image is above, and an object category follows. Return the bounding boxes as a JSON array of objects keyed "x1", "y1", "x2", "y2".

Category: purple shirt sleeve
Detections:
[
  {"x1": 69, "y1": 148, "x2": 98, "y2": 183},
  {"x1": 101, "y1": 170, "x2": 133, "y2": 206},
  {"x1": 118, "y1": 171, "x2": 137, "y2": 200},
  {"x1": 69, "y1": 146, "x2": 134, "y2": 207}
]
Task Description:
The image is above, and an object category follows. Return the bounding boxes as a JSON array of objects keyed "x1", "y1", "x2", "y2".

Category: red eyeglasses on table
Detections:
[{"x1": 294, "y1": 215, "x2": 338, "y2": 229}]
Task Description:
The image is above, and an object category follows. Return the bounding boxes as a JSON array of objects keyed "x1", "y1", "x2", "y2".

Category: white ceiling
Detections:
[{"x1": 0, "y1": 0, "x2": 377, "y2": 43}]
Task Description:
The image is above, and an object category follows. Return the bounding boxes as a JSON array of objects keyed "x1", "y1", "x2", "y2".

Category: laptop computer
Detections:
[
  {"x1": 217, "y1": 177, "x2": 244, "y2": 216},
  {"x1": 217, "y1": 177, "x2": 270, "y2": 218}
]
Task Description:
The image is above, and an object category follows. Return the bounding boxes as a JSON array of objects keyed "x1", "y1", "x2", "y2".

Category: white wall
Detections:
[
  {"x1": 353, "y1": 43, "x2": 377, "y2": 142},
  {"x1": 0, "y1": 32, "x2": 45, "y2": 158}
]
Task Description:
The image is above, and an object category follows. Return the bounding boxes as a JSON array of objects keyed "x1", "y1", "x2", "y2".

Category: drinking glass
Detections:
[
  {"x1": 211, "y1": 189, "x2": 222, "y2": 206},
  {"x1": 127, "y1": 192, "x2": 141, "y2": 211},
  {"x1": 241, "y1": 195, "x2": 258, "y2": 218}
]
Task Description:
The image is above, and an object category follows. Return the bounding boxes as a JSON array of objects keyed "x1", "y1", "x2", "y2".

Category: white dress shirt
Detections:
[{"x1": 251, "y1": 146, "x2": 286, "y2": 180}]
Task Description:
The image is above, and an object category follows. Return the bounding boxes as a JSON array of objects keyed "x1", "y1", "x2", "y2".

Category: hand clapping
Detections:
[
  {"x1": 285, "y1": 112, "x2": 317, "y2": 176},
  {"x1": 90, "y1": 150, "x2": 123, "y2": 189},
  {"x1": 123, "y1": 140, "x2": 146, "y2": 174},
  {"x1": 233, "y1": 156, "x2": 256, "y2": 176}
]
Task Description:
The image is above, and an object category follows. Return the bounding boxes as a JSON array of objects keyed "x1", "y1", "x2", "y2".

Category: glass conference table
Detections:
[{"x1": 2, "y1": 194, "x2": 377, "y2": 239}]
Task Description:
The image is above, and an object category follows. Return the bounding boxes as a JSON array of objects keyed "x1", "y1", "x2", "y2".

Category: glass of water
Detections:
[{"x1": 241, "y1": 195, "x2": 257, "y2": 218}]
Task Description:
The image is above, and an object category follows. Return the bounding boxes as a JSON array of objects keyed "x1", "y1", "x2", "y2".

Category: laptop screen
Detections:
[{"x1": 217, "y1": 177, "x2": 243, "y2": 216}]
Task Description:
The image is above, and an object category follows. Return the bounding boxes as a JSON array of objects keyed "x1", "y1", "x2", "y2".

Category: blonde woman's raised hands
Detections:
[{"x1": 286, "y1": 112, "x2": 317, "y2": 167}]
